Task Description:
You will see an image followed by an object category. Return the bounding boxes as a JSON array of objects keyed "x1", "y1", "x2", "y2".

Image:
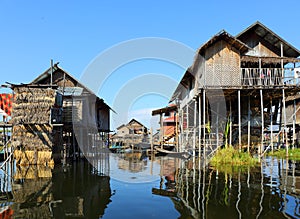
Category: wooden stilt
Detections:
[
  {"x1": 203, "y1": 90, "x2": 206, "y2": 157},
  {"x1": 238, "y1": 90, "x2": 241, "y2": 151},
  {"x1": 186, "y1": 103, "x2": 189, "y2": 149},
  {"x1": 260, "y1": 89, "x2": 264, "y2": 155},
  {"x1": 216, "y1": 102, "x2": 219, "y2": 147},
  {"x1": 270, "y1": 98, "x2": 274, "y2": 153},
  {"x1": 293, "y1": 99, "x2": 296, "y2": 149},
  {"x1": 229, "y1": 98, "x2": 232, "y2": 147},
  {"x1": 193, "y1": 99, "x2": 197, "y2": 157},
  {"x1": 282, "y1": 89, "x2": 288, "y2": 156},
  {"x1": 247, "y1": 95, "x2": 251, "y2": 153},
  {"x1": 160, "y1": 113, "x2": 163, "y2": 149},
  {"x1": 198, "y1": 94, "x2": 201, "y2": 157}
]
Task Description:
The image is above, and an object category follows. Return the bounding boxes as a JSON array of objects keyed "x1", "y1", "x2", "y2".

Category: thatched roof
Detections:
[
  {"x1": 31, "y1": 65, "x2": 114, "y2": 112},
  {"x1": 197, "y1": 30, "x2": 250, "y2": 55},
  {"x1": 237, "y1": 21, "x2": 300, "y2": 58}
]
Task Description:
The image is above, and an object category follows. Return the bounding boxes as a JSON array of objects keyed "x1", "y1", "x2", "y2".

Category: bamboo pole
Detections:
[
  {"x1": 270, "y1": 98, "x2": 274, "y2": 153},
  {"x1": 282, "y1": 89, "x2": 288, "y2": 156},
  {"x1": 238, "y1": 90, "x2": 241, "y2": 151},
  {"x1": 186, "y1": 103, "x2": 189, "y2": 149},
  {"x1": 198, "y1": 94, "x2": 201, "y2": 157},
  {"x1": 203, "y1": 90, "x2": 206, "y2": 157},
  {"x1": 160, "y1": 113, "x2": 163, "y2": 149},
  {"x1": 247, "y1": 95, "x2": 251, "y2": 153},
  {"x1": 216, "y1": 102, "x2": 219, "y2": 147},
  {"x1": 193, "y1": 99, "x2": 197, "y2": 157},
  {"x1": 229, "y1": 98, "x2": 232, "y2": 147},
  {"x1": 260, "y1": 89, "x2": 264, "y2": 155},
  {"x1": 293, "y1": 99, "x2": 296, "y2": 149}
]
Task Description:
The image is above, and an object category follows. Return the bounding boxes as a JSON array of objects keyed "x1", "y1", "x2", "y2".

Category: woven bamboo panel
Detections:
[{"x1": 204, "y1": 40, "x2": 240, "y2": 86}]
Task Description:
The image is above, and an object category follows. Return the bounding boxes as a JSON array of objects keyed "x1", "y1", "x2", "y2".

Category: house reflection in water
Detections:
[
  {"x1": 153, "y1": 157, "x2": 300, "y2": 218},
  {"x1": 11, "y1": 161, "x2": 111, "y2": 219}
]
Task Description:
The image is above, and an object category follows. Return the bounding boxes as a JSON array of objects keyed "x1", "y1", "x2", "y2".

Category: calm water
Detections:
[{"x1": 0, "y1": 152, "x2": 299, "y2": 218}]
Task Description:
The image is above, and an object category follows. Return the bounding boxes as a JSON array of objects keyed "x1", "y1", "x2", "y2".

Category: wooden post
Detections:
[
  {"x1": 270, "y1": 98, "x2": 274, "y2": 153},
  {"x1": 150, "y1": 128, "x2": 153, "y2": 153},
  {"x1": 282, "y1": 89, "x2": 288, "y2": 156},
  {"x1": 260, "y1": 89, "x2": 264, "y2": 155},
  {"x1": 186, "y1": 103, "x2": 189, "y2": 148},
  {"x1": 175, "y1": 111, "x2": 178, "y2": 152},
  {"x1": 216, "y1": 102, "x2": 219, "y2": 148},
  {"x1": 180, "y1": 109, "x2": 184, "y2": 152},
  {"x1": 247, "y1": 95, "x2": 251, "y2": 153},
  {"x1": 229, "y1": 98, "x2": 232, "y2": 147},
  {"x1": 238, "y1": 90, "x2": 241, "y2": 151},
  {"x1": 160, "y1": 113, "x2": 163, "y2": 149},
  {"x1": 193, "y1": 99, "x2": 197, "y2": 157},
  {"x1": 293, "y1": 99, "x2": 296, "y2": 150},
  {"x1": 198, "y1": 94, "x2": 201, "y2": 157},
  {"x1": 203, "y1": 90, "x2": 206, "y2": 157}
]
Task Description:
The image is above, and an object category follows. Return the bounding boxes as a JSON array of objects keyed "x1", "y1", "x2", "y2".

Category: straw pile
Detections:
[
  {"x1": 14, "y1": 150, "x2": 54, "y2": 166},
  {"x1": 12, "y1": 87, "x2": 56, "y2": 124},
  {"x1": 12, "y1": 124, "x2": 53, "y2": 150}
]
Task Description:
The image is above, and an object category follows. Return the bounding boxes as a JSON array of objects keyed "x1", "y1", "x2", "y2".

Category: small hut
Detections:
[{"x1": 8, "y1": 64, "x2": 112, "y2": 165}]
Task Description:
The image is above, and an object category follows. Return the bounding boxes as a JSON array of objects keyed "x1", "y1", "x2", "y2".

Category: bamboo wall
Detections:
[{"x1": 204, "y1": 40, "x2": 240, "y2": 86}]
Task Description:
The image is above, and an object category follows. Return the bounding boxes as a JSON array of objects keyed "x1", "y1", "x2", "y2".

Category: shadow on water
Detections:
[{"x1": 5, "y1": 161, "x2": 112, "y2": 219}]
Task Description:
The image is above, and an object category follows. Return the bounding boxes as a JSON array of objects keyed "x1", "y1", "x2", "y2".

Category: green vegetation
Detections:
[
  {"x1": 210, "y1": 146, "x2": 259, "y2": 166},
  {"x1": 267, "y1": 148, "x2": 300, "y2": 160}
]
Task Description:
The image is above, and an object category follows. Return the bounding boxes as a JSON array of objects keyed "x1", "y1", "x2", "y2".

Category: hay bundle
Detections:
[
  {"x1": 12, "y1": 87, "x2": 56, "y2": 124},
  {"x1": 37, "y1": 151, "x2": 53, "y2": 165},
  {"x1": 12, "y1": 124, "x2": 53, "y2": 150}
]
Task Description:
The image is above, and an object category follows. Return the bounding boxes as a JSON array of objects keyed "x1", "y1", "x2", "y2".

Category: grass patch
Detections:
[
  {"x1": 210, "y1": 146, "x2": 259, "y2": 166},
  {"x1": 267, "y1": 148, "x2": 300, "y2": 160}
]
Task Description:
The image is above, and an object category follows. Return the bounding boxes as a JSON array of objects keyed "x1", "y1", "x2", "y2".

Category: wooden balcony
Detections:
[{"x1": 241, "y1": 68, "x2": 299, "y2": 87}]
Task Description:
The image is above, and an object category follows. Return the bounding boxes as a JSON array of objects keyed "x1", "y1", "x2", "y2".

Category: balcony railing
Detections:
[{"x1": 241, "y1": 68, "x2": 299, "y2": 86}]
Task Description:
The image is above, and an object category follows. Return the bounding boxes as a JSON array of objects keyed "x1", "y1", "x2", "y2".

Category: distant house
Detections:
[
  {"x1": 9, "y1": 64, "x2": 112, "y2": 165},
  {"x1": 111, "y1": 119, "x2": 148, "y2": 145}
]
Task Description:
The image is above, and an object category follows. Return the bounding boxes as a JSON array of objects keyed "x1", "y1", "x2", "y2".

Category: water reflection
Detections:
[
  {"x1": 0, "y1": 153, "x2": 299, "y2": 218},
  {"x1": 11, "y1": 162, "x2": 111, "y2": 219},
  {"x1": 153, "y1": 156, "x2": 300, "y2": 218}
]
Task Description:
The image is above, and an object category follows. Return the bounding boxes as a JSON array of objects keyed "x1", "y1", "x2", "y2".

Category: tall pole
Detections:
[
  {"x1": 198, "y1": 94, "x2": 201, "y2": 157},
  {"x1": 193, "y1": 99, "x2": 197, "y2": 157},
  {"x1": 247, "y1": 95, "x2": 251, "y2": 153},
  {"x1": 260, "y1": 89, "x2": 264, "y2": 155},
  {"x1": 293, "y1": 99, "x2": 296, "y2": 149},
  {"x1": 270, "y1": 98, "x2": 274, "y2": 153},
  {"x1": 160, "y1": 113, "x2": 163, "y2": 149},
  {"x1": 282, "y1": 89, "x2": 288, "y2": 156},
  {"x1": 229, "y1": 98, "x2": 232, "y2": 146},
  {"x1": 238, "y1": 90, "x2": 241, "y2": 151},
  {"x1": 203, "y1": 90, "x2": 206, "y2": 157},
  {"x1": 50, "y1": 59, "x2": 53, "y2": 86}
]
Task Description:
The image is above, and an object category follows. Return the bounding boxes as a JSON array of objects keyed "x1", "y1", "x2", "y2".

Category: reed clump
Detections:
[
  {"x1": 267, "y1": 148, "x2": 300, "y2": 160},
  {"x1": 210, "y1": 146, "x2": 259, "y2": 166}
]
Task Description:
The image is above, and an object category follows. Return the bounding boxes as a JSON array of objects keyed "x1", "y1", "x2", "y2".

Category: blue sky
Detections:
[{"x1": 1, "y1": 0, "x2": 299, "y2": 129}]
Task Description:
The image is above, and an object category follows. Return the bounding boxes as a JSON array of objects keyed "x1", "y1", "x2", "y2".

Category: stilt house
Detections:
[
  {"x1": 10, "y1": 64, "x2": 111, "y2": 164},
  {"x1": 170, "y1": 21, "x2": 300, "y2": 155}
]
